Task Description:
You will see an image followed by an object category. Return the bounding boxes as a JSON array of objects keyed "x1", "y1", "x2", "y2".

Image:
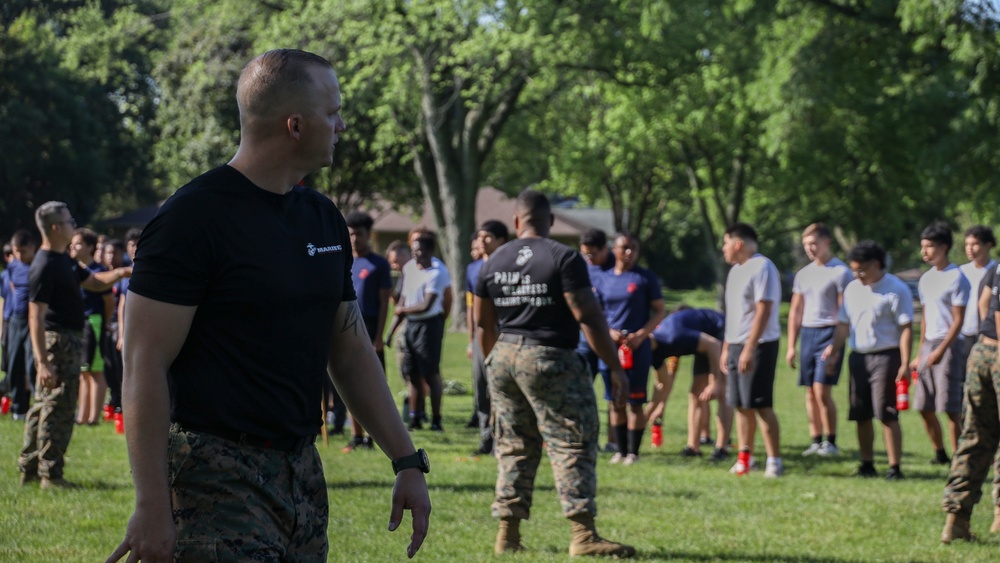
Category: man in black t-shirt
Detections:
[
  {"x1": 474, "y1": 190, "x2": 635, "y2": 558},
  {"x1": 19, "y1": 202, "x2": 128, "y2": 489},
  {"x1": 106, "y1": 50, "x2": 430, "y2": 563}
]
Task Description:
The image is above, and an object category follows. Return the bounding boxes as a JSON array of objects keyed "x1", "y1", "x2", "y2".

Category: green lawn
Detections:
[{"x1": 1, "y1": 291, "x2": 998, "y2": 562}]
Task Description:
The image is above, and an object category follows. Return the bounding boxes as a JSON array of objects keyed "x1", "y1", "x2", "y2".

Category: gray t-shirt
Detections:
[{"x1": 839, "y1": 273, "x2": 914, "y2": 353}]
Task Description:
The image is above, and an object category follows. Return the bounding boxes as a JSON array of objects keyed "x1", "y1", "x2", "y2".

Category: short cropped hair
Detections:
[
  {"x1": 802, "y1": 222, "x2": 832, "y2": 241},
  {"x1": 920, "y1": 221, "x2": 953, "y2": 251},
  {"x1": 74, "y1": 228, "x2": 98, "y2": 249},
  {"x1": 478, "y1": 220, "x2": 509, "y2": 242},
  {"x1": 125, "y1": 228, "x2": 143, "y2": 245},
  {"x1": 515, "y1": 190, "x2": 551, "y2": 230},
  {"x1": 34, "y1": 201, "x2": 68, "y2": 234},
  {"x1": 414, "y1": 233, "x2": 436, "y2": 254},
  {"x1": 580, "y1": 228, "x2": 608, "y2": 248},
  {"x1": 237, "y1": 49, "x2": 333, "y2": 123},
  {"x1": 10, "y1": 229, "x2": 36, "y2": 248},
  {"x1": 724, "y1": 222, "x2": 758, "y2": 244},
  {"x1": 847, "y1": 240, "x2": 886, "y2": 269},
  {"x1": 105, "y1": 239, "x2": 125, "y2": 253},
  {"x1": 387, "y1": 239, "x2": 410, "y2": 256},
  {"x1": 964, "y1": 225, "x2": 996, "y2": 247},
  {"x1": 345, "y1": 211, "x2": 375, "y2": 232}
]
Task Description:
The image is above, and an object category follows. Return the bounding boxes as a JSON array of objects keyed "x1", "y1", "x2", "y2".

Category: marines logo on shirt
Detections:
[{"x1": 516, "y1": 246, "x2": 534, "y2": 266}]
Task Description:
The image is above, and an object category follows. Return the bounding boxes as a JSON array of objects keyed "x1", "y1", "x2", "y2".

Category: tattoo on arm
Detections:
[{"x1": 341, "y1": 301, "x2": 361, "y2": 336}]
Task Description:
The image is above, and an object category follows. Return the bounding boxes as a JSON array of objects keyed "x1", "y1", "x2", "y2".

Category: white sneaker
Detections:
[
  {"x1": 764, "y1": 460, "x2": 785, "y2": 478},
  {"x1": 817, "y1": 441, "x2": 840, "y2": 456},
  {"x1": 729, "y1": 455, "x2": 757, "y2": 474},
  {"x1": 802, "y1": 443, "x2": 822, "y2": 456},
  {"x1": 609, "y1": 452, "x2": 624, "y2": 464},
  {"x1": 622, "y1": 453, "x2": 639, "y2": 466}
]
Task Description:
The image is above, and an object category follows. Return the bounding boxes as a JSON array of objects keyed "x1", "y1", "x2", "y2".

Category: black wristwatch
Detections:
[{"x1": 392, "y1": 448, "x2": 430, "y2": 475}]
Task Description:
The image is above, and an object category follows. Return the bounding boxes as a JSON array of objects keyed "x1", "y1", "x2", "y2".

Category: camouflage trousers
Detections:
[
  {"x1": 486, "y1": 340, "x2": 599, "y2": 520},
  {"x1": 942, "y1": 339, "x2": 1000, "y2": 516},
  {"x1": 169, "y1": 424, "x2": 328, "y2": 562},
  {"x1": 19, "y1": 330, "x2": 82, "y2": 480}
]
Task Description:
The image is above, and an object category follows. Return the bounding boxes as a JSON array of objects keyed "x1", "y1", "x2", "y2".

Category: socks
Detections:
[
  {"x1": 812, "y1": 435, "x2": 822, "y2": 445},
  {"x1": 614, "y1": 425, "x2": 628, "y2": 454},
  {"x1": 826, "y1": 434, "x2": 837, "y2": 446},
  {"x1": 628, "y1": 428, "x2": 646, "y2": 455}
]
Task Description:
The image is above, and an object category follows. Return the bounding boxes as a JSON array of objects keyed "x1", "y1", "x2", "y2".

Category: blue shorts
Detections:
[
  {"x1": 600, "y1": 340, "x2": 651, "y2": 405},
  {"x1": 798, "y1": 326, "x2": 842, "y2": 386}
]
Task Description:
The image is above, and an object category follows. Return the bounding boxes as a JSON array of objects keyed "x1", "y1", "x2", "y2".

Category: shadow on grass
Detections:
[
  {"x1": 631, "y1": 549, "x2": 935, "y2": 562},
  {"x1": 328, "y1": 480, "x2": 495, "y2": 493}
]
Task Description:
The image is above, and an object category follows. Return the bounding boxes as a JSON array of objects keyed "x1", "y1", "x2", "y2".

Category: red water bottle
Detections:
[
  {"x1": 737, "y1": 449, "x2": 751, "y2": 476},
  {"x1": 651, "y1": 422, "x2": 663, "y2": 448},
  {"x1": 0, "y1": 396, "x2": 10, "y2": 415},
  {"x1": 896, "y1": 378, "x2": 910, "y2": 411},
  {"x1": 114, "y1": 411, "x2": 125, "y2": 434},
  {"x1": 911, "y1": 368, "x2": 918, "y2": 382},
  {"x1": 618, "y1": 331, "x2": 633, "y2": 369}
]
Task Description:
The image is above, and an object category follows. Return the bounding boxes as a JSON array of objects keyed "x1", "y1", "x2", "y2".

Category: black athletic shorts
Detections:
[
  {"x1": 725, "y1": 340, "x2": 779, "y2": 409},
  {"x1": 401, "y1": 314, "x2": 445, "y2": 380}
]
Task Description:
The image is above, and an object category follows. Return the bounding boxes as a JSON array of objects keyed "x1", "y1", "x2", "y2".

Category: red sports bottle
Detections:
[
  {"x1": 114, "y1": 411, "x2": 125, "y2": 434},
  {"x1": 0, "y1": 396, "x2": 10, "y2": 415},
  {"x1": 651, "y1": 423, "x2": 663, "y2": 447},
  {"x1": 911, "y1": 368, "x2": 918, "y2": 382},
  {"x1": 618, "y1": 331, "x2": 633, "y2": 370},
  {"x1": 737, "y1": 450, "x2": 751, "y2": 476},
  {"x1": 896, "y1": 378, "x2": 910, "y2": 411}
]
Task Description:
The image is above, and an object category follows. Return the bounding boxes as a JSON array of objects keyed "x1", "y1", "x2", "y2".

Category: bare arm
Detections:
[
  {"x1": 80, "y1": 267, "x2": 131, "y2": 293},
  {"x1": 375, "y1": 287, "x2": 391, "y2": 352},
  {"x1": 929, "y1": 305, "x2": 965, "y2": 366},
  {"x1": 696, "y1": 333, "x2": 724, "y2": 400},
  {"x1": 978, "y1": 286, "x2": 991, "y2": 325},
  {"x1": 106, "y1": 293, "x2": 197, "y2": 563},
  {"x1": 395, "y1": 292, "x2": 438, "y2": 317},
  {"x1": 786, "y1": 293, "x2": 804, "y2": 368},
  {"x1": 474, "y1": 295, "x2": 499, "y2": 358},
  {"x1": 28, "y1": 302, "x2": 54, "y2": 389},
  {"x1": 327, "y1": 300, "x2": 430, "y2": 558},
  {"x1": 738, "y1": 300, "x2": 773, "y2": 374},
  {"x1": 442, "y1": 287, "x2": 453, "y2": 321},
  {"x1": 466, "y1": 292, "x2": 475, "y2": 358},
  {"x1": 566, "y1": 287, "x2": 627, "y2": 405},
  {"x1": 897, "y1": 323, "x2": 913, "y2": 382},
  {"x1": 102, "y1": 293, "x2": 115, "y2": 331},
  {"x1": 824, "y1": 322, "x2": 850, "y2": 377},
  {"x1": 625, "y1": 298, "x2": 667, "y2": 350},
  {"x1": 116, "y1": 295, "x2": 126, "y2": 351}
]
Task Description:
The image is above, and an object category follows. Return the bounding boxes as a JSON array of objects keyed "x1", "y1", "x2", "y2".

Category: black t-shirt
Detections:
[
  {"x1": 128, "y1": 165, "x2": 356, "y2": 439},
  {"x1": 982, "y1": 264, "x2": 1000, "y2": 339},
  {"x1": 475, "y1": 237, "x2": 591, "y2": 349},
  {"x1": 29, "y1": 249, "x2": 89, "y2": 331}
]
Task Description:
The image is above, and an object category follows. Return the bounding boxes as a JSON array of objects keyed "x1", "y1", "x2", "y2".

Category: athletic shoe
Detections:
[
  {"x1": 855, "y1": 463, "x2": 878, "y2": 478},
  {"x1": 603, "y1": 443, "x2": 619, "y2": 454},
  {"x1": 885, "y1": 467, "x2": 905, "y2": 481},
  {"x1": 622, "y1": 453, "x2": 639, "y2": 466},
  {"x1": 764, "y1": 460, "x2": 784, "y2": 478},
  {"x1": 609, "y1": 452, "x2": 624, "y2": 464},
  {"x1": 802, "y1": 442, "x2": 822, "y2": 456},
  {"x1": 430, "y1": 422, "x2": 444, "y2": 432},
  {"x1": 341, "y1": 436, "x2": 366, "y2": 453},
  {"x1": 729, "y1": 455, "x2": 757, "y2": 474},
  {"x1": 680, "y1": 446, "x2": 702, "y2": 458},
  {"x1": 932, "y1": 452, "x2": 951, "y2": 465},
  {"x1": 708, "y1": 447, "x2": 730, "y2": 462},
  {"x1": 407, "y1": 419, "x2": 423, "y2": 431},
  {"x1": 817, "y1": 441, "x2": 840, "y2": 456}
]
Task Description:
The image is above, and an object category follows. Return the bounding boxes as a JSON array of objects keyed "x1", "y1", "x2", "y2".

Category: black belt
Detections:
[
  {"x1": 497, "y1": 333, "x2": 571, "y2": 349},
  {"x1": 179, "y1": 423, "x2": 316, "y2": 453}
]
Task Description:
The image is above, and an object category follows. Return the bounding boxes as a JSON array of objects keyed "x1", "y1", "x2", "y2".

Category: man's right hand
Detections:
[
  {"x1": 785, "y1": 348, "x2": 797, "y2": 369},
  {"x1": 105, "y1": 505, "x2": 177, "y2": 563},
  {"x1": 36, "y1": 362, "x2": 58, "y2": 389}
]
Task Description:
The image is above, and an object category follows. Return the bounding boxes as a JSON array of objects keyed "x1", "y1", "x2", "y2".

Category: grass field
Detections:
[{"x1": 1, "y1": 288, "x2": 999, "y2": 562}]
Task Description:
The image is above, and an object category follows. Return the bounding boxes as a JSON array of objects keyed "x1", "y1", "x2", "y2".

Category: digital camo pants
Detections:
[
  {"x1": 487, "y1": 340, "x2": 599, "y2": 520},
  {"x1": 19, "y1": 330, "x2": 81, "y2": 480},
  {"x1": 942, "y1": 339, "x2": 1000, "y2": 517}
]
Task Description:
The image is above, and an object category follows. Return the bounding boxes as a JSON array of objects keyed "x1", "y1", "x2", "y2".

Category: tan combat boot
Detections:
[
  {"x1": 495, "y1": 517, "x2": 524, "y2": 554},
  {"x1": 568, "y1": 514, "x2": 636, "y2": 558},
  {"x1": 990, "y1": 506, "x2": 1000, "y2": 534},
  {"x1": 941, "y1": 513, "x2": 975, "y2": 543}
]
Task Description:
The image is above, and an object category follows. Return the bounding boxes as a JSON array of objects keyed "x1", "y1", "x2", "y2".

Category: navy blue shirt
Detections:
[
  {"x1": 596, "y1": 265, "x2": 663, "y2": 333},
  {"x1": 81, "y1": 262, "x2": 109, "y2": 317},
  {"x1": 351, "y1": 251, "x2": 392, "y2": 320},
  {"x1": 8, "y1": 260, "x2": 30, "y2": 319},
  {"x1": 466, "y1": 258, "x2": 484, "y2": 293},
  {"x1": 651, "y1": 308, "x2": 725, "y2": 357},
  {"x1": 578, "y1": 255, "x2": 616, "y2": 352},
  {"x1": 1, "y1": 269, "x2": 11, "y2": 320}
]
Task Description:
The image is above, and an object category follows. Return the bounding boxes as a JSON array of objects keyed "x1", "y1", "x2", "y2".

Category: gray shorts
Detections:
[{"x1": 913, "y1": 339, "x2": 964, "y2": 414}]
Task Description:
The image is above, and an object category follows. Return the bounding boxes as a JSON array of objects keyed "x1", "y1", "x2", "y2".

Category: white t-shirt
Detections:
[
  {"x1": 724, "y1": 254, "x2": 781, "y2": 344},
  {"x1": 400, "y1": 260, "x2": 449, "y2": 320},
  {"x1": 917, "y1": 263, "x2": 971, "y2": 342},
  {"x1": 431, "y1": 256, "x2": 452, "y2": 289},
  {"x1": 839, "y1": 273, "x2": 914, "y2": 353},
  {"x1": 959, "y1": 259, "x2": 996, "y2": 336},
  {"x1": 792, "y1": 257, "x2": 853, "y2": 328}
]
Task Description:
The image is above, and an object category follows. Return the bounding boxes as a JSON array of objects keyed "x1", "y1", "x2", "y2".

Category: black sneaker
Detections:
[
  {"x1": 360, "y1": 436, "x2": 375, "y2": 449},
  {"x1": 931, "y1": 453, "x2": 951, "y2": 465},
  {"x1": 708, "y1": 447, "x2": 730, "y2": 462},
  {"x1": 700, "y1": 436, "x2": 714, "y2": 446},
  {"x1": 855, "y1": 463, "x2": 878, "y2": 478},
  {"x1": 885, "y1": 467, "x2": 905, "y2": 481},
  {"x1": 408, "y1": 418, "x2": 423, "y2": 431},
  {"x1": 430, "y1": 422, "x2": 444, "y2": 432},
  {"x1": 680, "y1": 446, "x2": 702, "y2": 458}
]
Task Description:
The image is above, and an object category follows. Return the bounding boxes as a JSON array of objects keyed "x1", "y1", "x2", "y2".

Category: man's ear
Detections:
[{"x1": 287, "y1": 114, "x2": 303, "y2": 140}]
